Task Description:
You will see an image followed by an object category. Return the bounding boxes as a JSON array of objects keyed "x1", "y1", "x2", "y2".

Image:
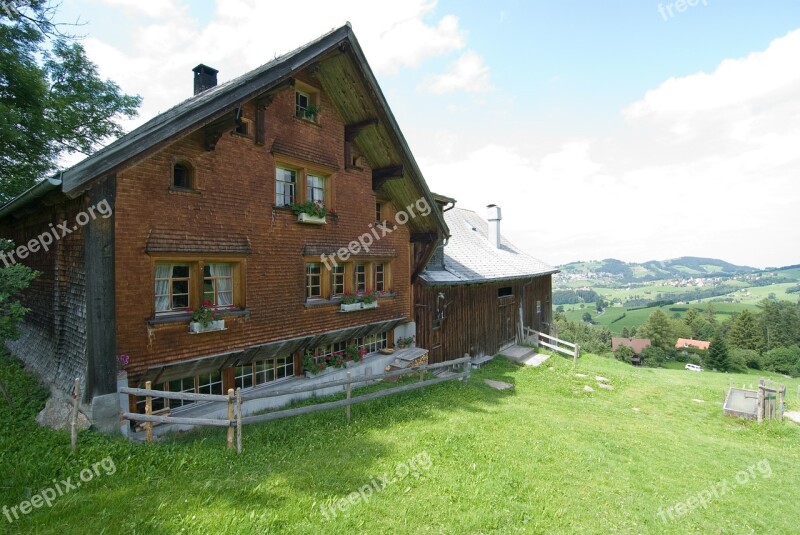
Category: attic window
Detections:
[
  {"x1": 498, "y1": 287, "x2": 513, "y2": 298},
  {"x1": 295, "y1": 88, "x2": 320, "y2": 122},
  {"x1": 173, "y1": 161, "x2": 195, "y2": 189}
]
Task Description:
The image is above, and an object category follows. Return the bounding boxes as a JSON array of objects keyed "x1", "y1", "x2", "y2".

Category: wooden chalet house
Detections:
[
  {"x1": 0, "y1": 25, "x2": 448, "y2": 432},
  {"x1": 416, "y1": 200, "x2": 557, "y2": 363}
]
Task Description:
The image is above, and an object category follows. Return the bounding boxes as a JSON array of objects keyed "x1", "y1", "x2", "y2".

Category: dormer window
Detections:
[
  {"x1": 173, "y1": 161, "x2": 195, "y2": 189},
  {"x1": 234, "y1": 118, "x2": 251, "y2": 136}
]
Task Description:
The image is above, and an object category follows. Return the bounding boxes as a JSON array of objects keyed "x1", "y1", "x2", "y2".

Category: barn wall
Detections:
[{"x1": 414, "y1": 275, "x2": 552, "y2": 362}]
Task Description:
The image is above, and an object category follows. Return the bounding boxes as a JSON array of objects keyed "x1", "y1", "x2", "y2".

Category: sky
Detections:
[{"x1": 58, "y1": 0, "x2": 800, "y2": 268}]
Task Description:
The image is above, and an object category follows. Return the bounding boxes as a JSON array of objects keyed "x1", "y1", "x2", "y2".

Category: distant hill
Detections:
[{"x1": 559, "y1": 257, "x2": 758, "y2": 282}]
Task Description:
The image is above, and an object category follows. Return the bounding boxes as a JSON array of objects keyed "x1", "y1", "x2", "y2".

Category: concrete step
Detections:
[{"x1": 500, "y1": 345, "x2": 550, "y2": 367}]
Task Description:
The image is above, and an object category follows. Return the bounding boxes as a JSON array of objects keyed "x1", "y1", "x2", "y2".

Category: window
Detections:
[
  {"x1": 154, "y1": 260, "x2": 242, "y2": 316},
  {"x1": 198, "y1": 371, "x2": 223, "y2": 396},
  {"x1": 355, "y1": 263, "x2": 367, "y2": 292},
  {"x1": 276, "y1": 167, "x2": 297, "y2": 206},
  {"x1": 295, "y1": 88, "x2": 319, "y2": 121},
  {"x1": 358, "y1": 332, "x2": 387, "y2": 354},
  {"x1": 332, "y1": 265, "x2": 345, "y2": 296},
  {"x1": 168, "y1": 377, "x2": 196, "y2": 409},
  {"x1": 296, "y1": 90, "x2": 310, "y2": 118},
  {"x1": 155, "y1": 264, "x2": 191, "y2": 313},
  {"x1": 135, "y1": 384, "x2": 166, "y2": 413},
  {"x1": 498, "y1": 287, "x2": 513, "y2": 298},
  {"x1": 375, "y1": 202, "x2": 383, "y2": 222},
  {"x1": 306, "y1": 174, "x2": 325, "y2": 203},
  {"x1": 236, "y1": 357, "x2": 294, "y2": 391},
  {"x1": 173, "y1": 162, "x2": 194, "y2": 189},
  {"x1": 374, "y1": 263, "x2": 385, "y2": 292},
  {"x1": 306, "y1": 263, "x2": 322, "y2": 299},
  {"x1": 204, "y1": 263, "x2": 234, "y2": 307}
]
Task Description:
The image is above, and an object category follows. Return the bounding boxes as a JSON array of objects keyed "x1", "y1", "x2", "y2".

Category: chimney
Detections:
[
  {"x1": 192, "y1": 64, "x2": 218, "y2": 95},
  {"x1": 487, "y1": 204, "x2": 501, "y2": 248}
]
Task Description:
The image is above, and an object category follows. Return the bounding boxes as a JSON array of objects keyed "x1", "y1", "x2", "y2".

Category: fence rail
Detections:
[
  {"x1": 120, "y1": 356, "x2": 470, "y2": 453},
  {"x1": 525, "y1": 327, "x2": 580, "y2": 363}
]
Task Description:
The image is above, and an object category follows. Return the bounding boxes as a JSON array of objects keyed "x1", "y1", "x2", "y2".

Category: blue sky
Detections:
[{"x1": 62, "y1": 1, "x2": 800, "y2": 267}]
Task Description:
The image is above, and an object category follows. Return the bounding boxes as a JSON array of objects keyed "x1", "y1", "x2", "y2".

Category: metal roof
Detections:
[{"x1": 420, "y1": 208, "x2": 557, "y2": 285}]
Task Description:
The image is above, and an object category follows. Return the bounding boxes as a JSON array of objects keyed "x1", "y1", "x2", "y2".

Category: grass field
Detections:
[
  {"x1": 2, "y1": 350, "x2": 800, "y2": 534},
  {"x1": 560, "y1": 301, "x2": 759, "y2": 335}
]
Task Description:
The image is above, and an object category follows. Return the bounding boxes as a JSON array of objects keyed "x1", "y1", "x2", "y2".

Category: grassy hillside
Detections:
[{"x1": 2, "y1": 350, "x2": 800, "y2": 534}]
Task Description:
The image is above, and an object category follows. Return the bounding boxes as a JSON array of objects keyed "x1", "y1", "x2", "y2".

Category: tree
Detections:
[
  {"x1": 758, "y1": 299, "x2": 800, "y2": 351},
  {"x1": 556, "y1": 305, "x2": 564, "y2": 313},
  {"x1": 638, "y1": 309, "x2": 675, "y2": 350},
  {"x1": 613, "y1": 344, "x2": 634, "y2": 364},
  {"x1": 582, "y1": 312, "x2": 593, "y2": 323},
  {"x1": 1, "y1": 1, "x2": 141, "y2": 201},
  {"x1": 0, "y1": 240, "x2": 39, "y2": 342},
  {"x1": 762, "y1": 346, "x2": 800, "y2": 376},
  {"x1": 621, "y1": 327, "x2": 630, "y2": 338},
  {"x1": 727, "y1": 310, "x2": 764, "y2": 353},
  {"x1": 706, "y1": 337, "x2": 731, "y2": 372}
]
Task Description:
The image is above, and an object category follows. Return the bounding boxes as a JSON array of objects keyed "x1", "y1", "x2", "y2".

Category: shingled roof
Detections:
[{"x1": 420, "y1": 207, "x2": 556, "y2": 285}]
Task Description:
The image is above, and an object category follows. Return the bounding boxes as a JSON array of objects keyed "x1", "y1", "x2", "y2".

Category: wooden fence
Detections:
[
  {"x1": 757, "y1": 379, "x2": 786, "y2": 423},
  {"x1": 120, "y1": 356, "x2": 471, "y2": 453},
  {"x1": 525, "y1": 327, "x2": 580, "y2": 363}
]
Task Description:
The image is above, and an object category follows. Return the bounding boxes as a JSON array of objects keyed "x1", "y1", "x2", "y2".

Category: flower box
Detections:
[
  {"x1": 340, "y1": 302, "x2": 362, "y2": 312},
  {"x1": 189, "y1": 319, "x2": 225, "y2": 333},
  {"x1": 297, "y1": 213, "x2": 326, "y2": 225},
  {"x1": 305, "y1": 367, "x2": 334, "y2": 379},
  {"x1": 361, "y1": 301, "x2": 378, "y2": 310}
]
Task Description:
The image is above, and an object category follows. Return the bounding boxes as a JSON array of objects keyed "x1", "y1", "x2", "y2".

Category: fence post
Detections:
[
  {"x1": 462, "y1": 358, "x2": 470, "y2": 384},
  {"x1": 227, "y1": 388, "x2": 235, "y2": 449},
  {"x1": 345, "y1": 372, "x2": 352, "y2": 423},
  {"x1": 236, "y1": 388, "x2": 242, "y2": 454},
  {"x1": 573, "y1": 344, "x2": 580, "y2": 365},
  {"x1": 71, "y1": 378, "x2": 80, "y2": 452},
  {"x1": 757, "y1": 379, "x2": 764, "y2": 423},
  {"x1": 145, "y1": 380, "x2": 153, "y2": 444}
]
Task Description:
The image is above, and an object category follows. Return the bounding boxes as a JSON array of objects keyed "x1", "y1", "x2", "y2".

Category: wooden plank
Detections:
[
  {"x1": 123, "y1": 413, "x2": 232, "y2": 428},
  {"x1": 538, "y1": 340, "x2": 573, "y2": 356},
  {"x1": 242, "y1": 371, "x2": 469, "y2": 425},
  {"x1": 145, "y1": 380, "x2": 153, "y2": 444},
  {"x1": 120, "y1": 387, "x2": 228, "y2": 403},
  {"x1": 226, "y1": 389, "x2": 235, "y2": 449},
  {"x1": 236, "y1": 388, "x2": 242, "y2": 454},
  {"x1": 70, "y1": 378, "x2": 80, "y2": 452},
  {"x1": 84, "y1": 176, "x2": 116, "y2": 402},
  {"x1": 536, "y1": 331, "x2": 577, "y2": 348}
]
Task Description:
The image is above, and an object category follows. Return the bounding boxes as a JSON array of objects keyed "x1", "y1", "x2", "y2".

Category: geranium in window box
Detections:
[
  {"x1": 340, "y1": 291, "x2": 362, "y2": 312},
  {"x1": 291, "y1": 200, "x2": 328, "y2": 225},
  {"x1": 360, "y1": 290, "x2": 379, "y2": 310},
  {"x1": 189, "y1": 301, "x2": 225, "y2": 333}
]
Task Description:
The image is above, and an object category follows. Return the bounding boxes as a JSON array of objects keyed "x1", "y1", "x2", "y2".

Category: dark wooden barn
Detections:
[{"x1": 414, "y1": 200, "x2": 556, "y2": 363}]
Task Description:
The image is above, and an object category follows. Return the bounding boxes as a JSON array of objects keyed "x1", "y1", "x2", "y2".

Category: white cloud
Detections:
[
  {"x1": 82, "y1": 0, "x2": 470, "y2": 131},
  {"x1": 97, "y1": 0, "x2": 185, "y2": 19},
  {"x1": 420, "y1": 50, "x2": 491, "y2": 94},
  {"x1": 421, "y1": 29, "x2": 800, "y2": 268}
]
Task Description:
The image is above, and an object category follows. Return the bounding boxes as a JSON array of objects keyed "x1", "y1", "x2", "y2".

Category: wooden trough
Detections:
[{"x1": 723, "y1": 379, "x2": 786, "y2": 422}]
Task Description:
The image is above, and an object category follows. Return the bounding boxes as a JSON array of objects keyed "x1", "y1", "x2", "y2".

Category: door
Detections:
[{"x1": 498, "y1": 295, "x2": 516, "y2": 349}]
